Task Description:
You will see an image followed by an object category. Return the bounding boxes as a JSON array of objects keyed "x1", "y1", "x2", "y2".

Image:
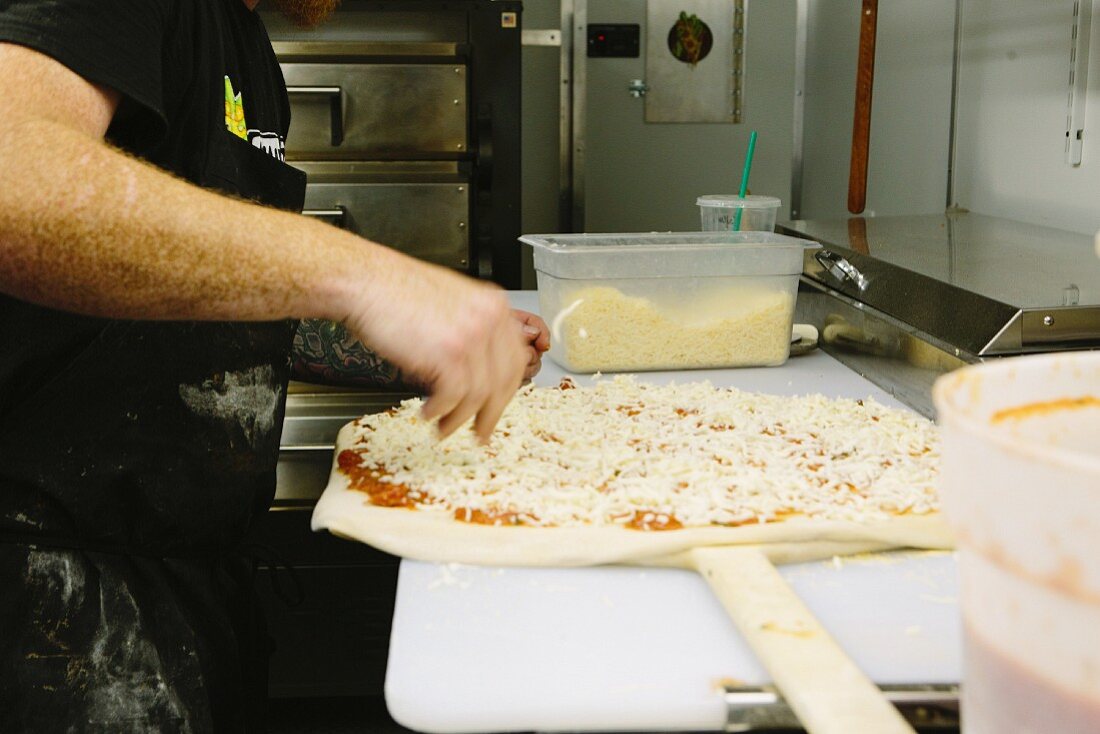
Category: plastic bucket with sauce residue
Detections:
[{"x1": 933, "y1": 352, "x2": 1100, "y2": 733}]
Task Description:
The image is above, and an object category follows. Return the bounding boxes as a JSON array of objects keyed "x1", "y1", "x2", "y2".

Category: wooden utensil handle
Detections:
[
  {"x1": 848, "y1": 0, "x2": 879, "y2": 214},
  {"x1": 691, "y1": 546, "x2": 915, "y2": 734}
]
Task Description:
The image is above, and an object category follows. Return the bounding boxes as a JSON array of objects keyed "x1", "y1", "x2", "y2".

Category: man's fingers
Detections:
[
  {"x1": 523, "y1": 347, "x2": 541, "y2": 381},
  {"x1": 433, "y1": 316, "x2": 494, "y2": 439},
  {"x1": 469, "y1": 318, "x2": 527, "y2": 442},
  {"x1": 420, "y1": 371, "x2": 464, "y2": 426},
  {"x1": 473, "y1": 341, "x2": 525, "y2": 443},
  {"x1": 514, "y1": 310, "x2": 551, "y2": 352},
  {"x1": 357, "y1": 273, "x2": 525, "y2": 442},
  {"x1": 473, "y1": 388, "x2": 510, "y2": 443},
  {"x1": 437, "y1": 387, "x2": 486, "y2": 440}
]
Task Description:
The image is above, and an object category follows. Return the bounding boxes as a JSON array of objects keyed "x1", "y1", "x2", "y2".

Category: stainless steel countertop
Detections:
[
  {"x1": 783, "y1": 212, "x2": 1100, "y2": 356},
  {"x1": 786, "y1": 212, "x2": 1099, "y2": 309}
]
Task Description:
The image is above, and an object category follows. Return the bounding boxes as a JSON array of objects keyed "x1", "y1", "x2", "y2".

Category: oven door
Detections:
[
  {"x1": 298, "y1": 161, "x2": 471, "y2": 271},
  {"x1": 282, "y1": 59, "x2": 468, "y2": 160}
]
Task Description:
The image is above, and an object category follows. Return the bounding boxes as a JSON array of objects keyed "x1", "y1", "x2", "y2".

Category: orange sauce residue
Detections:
[
  {"x1": 991, "y1": 396, "x2": 1100, "y2": 424},
  {"x1": 341, "y1": 451, "x2": 550, "y2": 526},
  {"x1": 453, "y1": 508, "x2": 535, "y2": 526},
  {"x1": 717, "y1": 515, "x2": 770, "y2": 528},
  {"x1": 624, "y1": 510, "x2": 684, "y2": 531},
  {"x1": 337, "y1": 449, "x2": 418, "y2": 508}
]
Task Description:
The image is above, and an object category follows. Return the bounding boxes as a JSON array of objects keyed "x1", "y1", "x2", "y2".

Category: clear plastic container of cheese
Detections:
[{"x1": 519, "y1": 231, "x2": 819, "y2": 373}]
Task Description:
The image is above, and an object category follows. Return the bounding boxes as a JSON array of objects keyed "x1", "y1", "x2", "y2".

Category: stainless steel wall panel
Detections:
[
  {"x1": 282, "y1": 63, "x2": 468, "y2": 159},
  {"x1": 643, "y1": 0, "x2": 744, "y2": 124}
]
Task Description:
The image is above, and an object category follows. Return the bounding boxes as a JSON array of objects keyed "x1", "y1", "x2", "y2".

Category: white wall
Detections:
[
  {"x1": 802, "y1": 0, "x2": 1100, "y2": 237},
  {"x1": 522, "y1": 0, "x2": 1100, "y2": 243},
  {"x1": 954, "y1": 0, "x2": 1100, "y2": 235},
  {"x1": 801, "y1": 0, "x2": 957, "y2": 220}
]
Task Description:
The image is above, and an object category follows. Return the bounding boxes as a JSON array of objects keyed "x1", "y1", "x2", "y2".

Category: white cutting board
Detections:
[
  {"x1": 383, "y1": 292, "x2": 961, "y2": 733},
  {"x1": 387, "y1": 553, "x2": 960, "y2": 733}
]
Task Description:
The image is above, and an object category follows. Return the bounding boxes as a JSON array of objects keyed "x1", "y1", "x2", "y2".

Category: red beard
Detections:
[{"x1": 270, "y1": 0, "x2": 341, "y2": 27}]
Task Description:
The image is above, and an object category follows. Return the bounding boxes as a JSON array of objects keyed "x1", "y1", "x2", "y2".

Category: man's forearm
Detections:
[
  {"x1": 0, "y1": 116, "x2": 384, "y2": 324},
  {"x1": 0, "y1": 42, "x2": 529, "y2": 441}
]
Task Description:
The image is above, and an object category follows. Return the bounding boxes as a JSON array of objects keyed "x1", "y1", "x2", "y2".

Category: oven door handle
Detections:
[
  {"x1": 301, "y1": 206, "x2": 348, "y2": 228},
  {"x1": 286, "y1": 86, "x2": 345, "y2": 147}
]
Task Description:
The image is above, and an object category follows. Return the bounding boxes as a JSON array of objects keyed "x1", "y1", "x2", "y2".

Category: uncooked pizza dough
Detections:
[{"x1": 313, "y1": 377, "x2": 952, "y2": 565}]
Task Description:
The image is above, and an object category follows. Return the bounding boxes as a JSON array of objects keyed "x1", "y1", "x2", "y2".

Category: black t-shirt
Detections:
[{"x1": 0, "y1": 0, "x2": 306, "y2": 552}]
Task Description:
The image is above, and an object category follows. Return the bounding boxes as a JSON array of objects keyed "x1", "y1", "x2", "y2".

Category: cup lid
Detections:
[{"x1": 696, "y1": 194, "x2": 782, "y2": 209}]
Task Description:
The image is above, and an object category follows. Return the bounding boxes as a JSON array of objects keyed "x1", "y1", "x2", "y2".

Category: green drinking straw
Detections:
[{"x1": 732, "y1": 130, "x2": 758, "y2": 231}]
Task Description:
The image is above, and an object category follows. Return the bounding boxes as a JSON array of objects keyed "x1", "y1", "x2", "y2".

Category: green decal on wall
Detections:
[{"x1": 667, "y1": 11, "x2": 713, "y2": 66}]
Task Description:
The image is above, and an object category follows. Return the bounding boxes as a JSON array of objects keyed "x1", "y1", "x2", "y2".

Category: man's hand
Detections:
[
  {"x1": 337, "y1": 252, "x2": 529, "y2": 442},
  {"x1": 513, "y1": 309, "x2": 550, "y2": 382},
  {"x1": 291, "y1": 310, "x2": 548, "y2": 391}
]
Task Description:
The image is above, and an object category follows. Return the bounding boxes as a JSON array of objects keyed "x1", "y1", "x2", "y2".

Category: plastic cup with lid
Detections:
[{"x1": 697, "y1": 195, "x2": 781, "y2": 232}]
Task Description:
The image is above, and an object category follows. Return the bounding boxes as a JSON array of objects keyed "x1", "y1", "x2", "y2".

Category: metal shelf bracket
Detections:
[
  {"x1": 722, "y1": 683, "x2": 960, "y2": 732},
  {"x1": 1066, "y1": 0, "x2": 1095, "y2": 166}
]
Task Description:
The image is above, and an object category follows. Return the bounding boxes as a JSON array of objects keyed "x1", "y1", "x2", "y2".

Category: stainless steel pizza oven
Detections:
[{"x1": 270, "y1": 2, "x2": 522, "y2": 286}]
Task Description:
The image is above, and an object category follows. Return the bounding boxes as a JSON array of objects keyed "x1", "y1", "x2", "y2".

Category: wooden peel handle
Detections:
[
  {"x1": 691, "y1": 546, "x2": 915, "y2": 734},
  {"x1": 848, "y1": 0, "x2": 879, "y2": 214}
]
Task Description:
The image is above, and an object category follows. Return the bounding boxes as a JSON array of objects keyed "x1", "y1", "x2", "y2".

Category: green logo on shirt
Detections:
[
  {"x1": 224, "y1": 76, "x2": 248, "y2": 139},
  {"x1": 223, "y1": 75, "x2": 287, "y2": 162}
]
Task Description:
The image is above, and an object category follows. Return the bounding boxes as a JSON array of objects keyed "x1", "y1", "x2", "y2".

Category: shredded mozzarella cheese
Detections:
[
  {"x1": 342, "y1": 376, "x2": 940, "y2": 528},
  {"x1": 556, "y1": 286, "x2": 794, "y2": 371}
]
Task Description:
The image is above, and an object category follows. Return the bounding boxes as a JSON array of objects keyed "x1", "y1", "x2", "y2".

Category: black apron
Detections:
[{"x1": 0, "y1": 129, "x2": 306, "y2": 731}]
